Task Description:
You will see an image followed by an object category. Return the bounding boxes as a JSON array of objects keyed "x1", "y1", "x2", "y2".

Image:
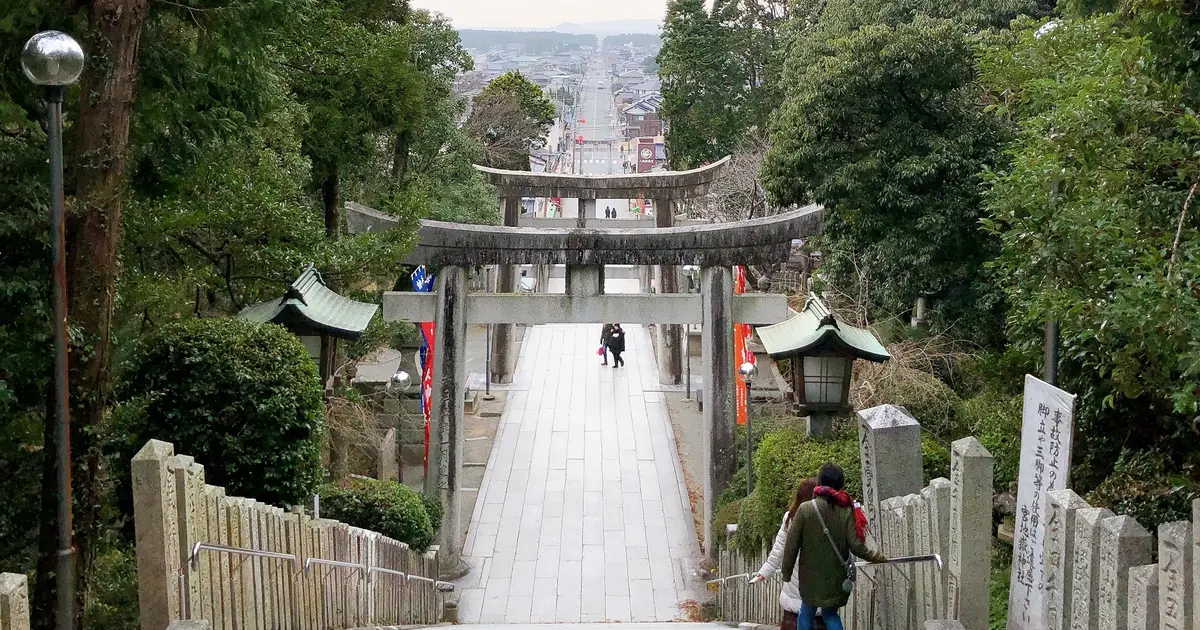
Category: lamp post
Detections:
[
  {"x1": 22, "y1": 30, "x2": 84, "y2": 630},
  {"x1": 387, "y1": 368, "x2": 413, "y2": 484},
  {"x1": 739, "y1": 361, "x2": 758, "y2": 496}
]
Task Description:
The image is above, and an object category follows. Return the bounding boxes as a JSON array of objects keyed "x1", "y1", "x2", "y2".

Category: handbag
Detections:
[
  {"x1": 597, "y1": 345, "x2": 605, "y2": 356},
  {"x1": 811, "y1": 499, "x2": 856, "y2": 593}
]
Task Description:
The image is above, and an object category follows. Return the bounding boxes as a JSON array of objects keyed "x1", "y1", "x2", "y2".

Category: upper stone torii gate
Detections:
[
  {"x1": 473, "y1": 157, "x2": 732, "y2": 387},
  {"x1": 382, "y1": 204, "x2": 823, "y2": 577}
]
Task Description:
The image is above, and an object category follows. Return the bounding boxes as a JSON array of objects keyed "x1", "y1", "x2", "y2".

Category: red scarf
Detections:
[{"x1": 814, "y1": 486, "x2": 868, "y2": 542}]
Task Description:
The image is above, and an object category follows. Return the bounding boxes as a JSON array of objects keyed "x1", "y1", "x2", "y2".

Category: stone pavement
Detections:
[{"x1": 454, "y1": 322, "x2": 705, "y2": 623}]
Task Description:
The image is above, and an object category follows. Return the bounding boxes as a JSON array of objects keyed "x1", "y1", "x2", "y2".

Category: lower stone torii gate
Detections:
[{"x1": 382, "y1": 205, "x2": 823, "y2": 577}]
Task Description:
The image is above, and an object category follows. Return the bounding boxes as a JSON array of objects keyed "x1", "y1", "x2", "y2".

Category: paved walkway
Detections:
[{"x1": 455, "y1": 323, "x2": 704, "y2": 623}]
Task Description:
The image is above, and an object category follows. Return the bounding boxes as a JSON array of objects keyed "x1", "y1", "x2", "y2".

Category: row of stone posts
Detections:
[
  {"x1": 716, "y1": 405, "x2": 995, "y2": 630},
  {"x1": 131, "y1": 439, "x2": 444, "y2": 630}
]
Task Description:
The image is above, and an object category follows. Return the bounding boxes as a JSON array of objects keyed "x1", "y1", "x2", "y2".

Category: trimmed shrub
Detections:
[
  {"x1": 737, "y1": 425, "x2": 862, "y2": 553},
  {"x1": 853, "y1": 363, "x2": 964, "y2": 439},
  {"x1": 113, "y1": 318, "x2": 325, "y2": 511},
  {"x1": 318, "y1": 477, "x2": 437, "y2": 551}
]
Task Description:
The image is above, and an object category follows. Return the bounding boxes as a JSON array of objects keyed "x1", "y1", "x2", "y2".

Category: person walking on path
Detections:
[
  {"x1": 607, "y1": 324, "x2": 626, "y2": 368},
  {"x1": 781, "y1": 463, "x2": 886, "y2": 630},
  {"x1": 600, "y1": 323, "x2": 615, "y2": 365},
  {"x1": 749, "y1": 478, "x2": 821, "y2": 630}
]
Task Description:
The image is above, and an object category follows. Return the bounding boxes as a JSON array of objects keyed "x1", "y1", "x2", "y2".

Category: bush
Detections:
[
  {"x1": 318, "y1": 477, "x2": 437, "y2": 551},
  {"x1": 113, "y1": 318, "x2": 325, "y2": 512},
  {"x1": 84, "y1": 542, "x2": 140, "y2": 630},
  {"x1": 1086, "y1": 450, "x2": 1198, "y2": 527},
  {"x1": 959, "y1": 391, "x2": 1023, "y2": 492},
  {"x1": 853, "y1": 363, "x2": 964, "y2": 439},
  {"x1": 922, "y1": 434, "x2": 951, "y2": 483},
  {"x1": 737, "y1": 425, "x2": 862, "y2": 553}
]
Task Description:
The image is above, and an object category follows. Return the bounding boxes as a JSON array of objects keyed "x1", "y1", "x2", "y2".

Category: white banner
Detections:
[{"x1": 1007, "y1": 374, "x2": 1076, "y2": 629}]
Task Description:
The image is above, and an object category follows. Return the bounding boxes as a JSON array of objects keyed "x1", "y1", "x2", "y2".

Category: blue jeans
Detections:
[{"x1": 798, "y1": 601, "x2": 842, "y2": 630}]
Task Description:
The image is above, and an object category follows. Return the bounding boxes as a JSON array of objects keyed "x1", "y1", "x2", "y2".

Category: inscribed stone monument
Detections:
[
  {"x1": 1157, "y1": 520, "x2": 1191, "y2": 630},
  {"x1": 1008, "y1": 375, "x2": 1077, "y2": 630},
  {"x1": 948, "y1": 437, "x2": 993, "y2": 630},
  {"x1": 1071, "y1": 507, "x2": 1116, "y2": 630},
  {"x1": 1095, "y1": 515, "x2": 1152, "y2": 630},
  {"x1": 1044, "y1": 490, "x2": 1091, "y2": 630},
  {"x1": 1127, "y1": 564, "x2": 1159, "y2": 630},
  {"x1": 857, "y1": 404, "x2": 923, "y2": 527}
]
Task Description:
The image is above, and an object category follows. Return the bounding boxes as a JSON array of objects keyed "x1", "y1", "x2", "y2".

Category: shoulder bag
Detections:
[{"x1": 810, "y1": 499, "x2": 856, "y2": 593}]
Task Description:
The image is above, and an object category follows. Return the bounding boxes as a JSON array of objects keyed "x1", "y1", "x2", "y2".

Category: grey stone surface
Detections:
[
  {"x1": 654, "y1": 199, "x2": 682, "y2": 386},
  {"x1": 1044, "y1": 489, "x2": 1091, "y2": 630},
  {"x1": 490, "y1": 196, "x2": 521, "y2": 384},
  {"x1": 925, "y1": 622, "x2": 967, "y2": 630},
  {"x1": 1193, "y1": 499, "x2": 1200, "y2": 630},
  {"x1": 428, "y1": 266, "x2": 468, "y2": 578},
  {"x1": 399, "y1": 205, "x2": 823, "y2": 268},
  {"x1": 131, "y1": 439, "x2": 180, "y2": 630},
  {"x1": 701, "y1": 266, "x2": 735, "y2": 560},
  {"x1": 382, "y1": 291, "x2": 789, "y2": 326},
  {"x1": 926, "y1": 477, "x2": 951, "y2": 619},
  {"x1": 378, "y1": 428, "x2": 398, "y2": 482},
  {"x1": 1071, "y1": 507, "x2": 1117, "y2": 630},
  {"x1": 454, "y1": 323, "x2": 702, "y2": 623},
  {"x1": 1128, "y1": 564, "x2": 1159, "y2": 630},
  {"x1": 857, "y1": 404, "x2": 924, "y2": 527},
  {"x1": 947, "y1": 437, "x2": 993, "y2": 630},
  {"x1": 475, "y1": 155, "x2": 730, "y2": 199},
  {"x1": 517, "y1": 216, "x2": 709, "y2": 229},
  {"x1": 0, "y1": 572, "x2": 30, "y2": 630},
  {"x1": 1157, "y1": 521, "x2": 1191, "y2": 630},
  {"x1": 1096, "y1": 516, "x2": 1153, "y2": 630}
]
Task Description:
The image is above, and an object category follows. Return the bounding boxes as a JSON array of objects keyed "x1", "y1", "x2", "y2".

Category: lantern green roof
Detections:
[
  {"x1": 757, "y1": 296, "x2": 890, "y2": 363},
  {"x1": 238, "y1": 265, "x2": 378, "y2": 339}
]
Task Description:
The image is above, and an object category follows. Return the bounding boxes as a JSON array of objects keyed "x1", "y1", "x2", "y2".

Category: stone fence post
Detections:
[
  {"x1": 857, "y1": 404, "x2": 923, "y2": 528},
  {"x1": 1096, "y1": 516, "x2": 1152, "y2": 630},
  {"x1": 133, "y1": 439, "x2": 182, "y2": 630},
  {"x1": 0, "y1": 573, "x2": 29, "y2": 630},
  {"x1": 947, "y1": 437, "x2": 992, "y2": 630}
]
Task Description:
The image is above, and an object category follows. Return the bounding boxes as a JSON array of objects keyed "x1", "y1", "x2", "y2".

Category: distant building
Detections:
[{"x1": 623, "y1": 93, "x2": 664, "y2": 139}]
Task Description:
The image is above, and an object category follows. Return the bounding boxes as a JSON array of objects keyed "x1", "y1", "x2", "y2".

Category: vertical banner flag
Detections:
[
  {"x1": 411, "y1": 266, "x2": 436, "y2": 472},
  {"x1": 733, "y1": 266, "x2": 757, "y2": 426}
]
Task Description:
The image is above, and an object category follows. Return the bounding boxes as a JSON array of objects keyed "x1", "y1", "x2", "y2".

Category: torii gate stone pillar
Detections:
[{"x1": 426, "y1": 265, "x2": 468, "y2": 579}]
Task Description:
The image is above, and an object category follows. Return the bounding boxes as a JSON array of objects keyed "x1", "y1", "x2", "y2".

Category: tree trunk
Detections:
[
  {"x1": 392, "y1": 129, "x2": 411, "y2": 182},
  {"x1": 322, "y1": 166, "x2": 340, "y2": 240},
  {"x1": 35, "y1": 1, "x2": 151, "y2": 628}
]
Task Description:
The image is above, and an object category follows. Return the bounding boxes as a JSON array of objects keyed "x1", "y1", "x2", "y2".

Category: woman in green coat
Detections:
[{"x1": 780, "y1": 463, "x2": 886, "y2": 630}]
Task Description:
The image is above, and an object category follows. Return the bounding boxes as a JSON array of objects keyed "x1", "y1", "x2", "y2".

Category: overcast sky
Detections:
[{"x1": 410, "y1": 0, "x2": 670, "y2": 29}]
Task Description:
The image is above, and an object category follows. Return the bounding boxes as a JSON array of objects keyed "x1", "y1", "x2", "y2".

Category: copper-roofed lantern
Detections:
[
  {"x1": 757, "y1": 295, "x2": 890, "y2": 437},
  {"x1": 238, "y1": 264, "x2": 379, "y2": 387}
]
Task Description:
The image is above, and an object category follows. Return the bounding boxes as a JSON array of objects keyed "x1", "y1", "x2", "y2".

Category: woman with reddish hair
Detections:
[{"x1": 748, "y1": 478, "x2": 819, "y2": 630}]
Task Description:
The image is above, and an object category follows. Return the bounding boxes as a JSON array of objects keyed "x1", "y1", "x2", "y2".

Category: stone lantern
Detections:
[{"x1": 757, "y1": 295, "x2": 890, "y2": 437}]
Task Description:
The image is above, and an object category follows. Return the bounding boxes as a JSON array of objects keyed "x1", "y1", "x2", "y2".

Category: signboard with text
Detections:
[
  {"x1": 636, "y1": 140, "x2": 655, "y2": 173},
  {"x1": 1007, "y1": 374, "x2": 1076, "y2": 629}
]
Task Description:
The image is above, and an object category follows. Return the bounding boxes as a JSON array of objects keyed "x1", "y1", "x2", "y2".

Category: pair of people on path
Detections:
[
  {"x1": 604, "y1": 206, "x2": 618, "y2": 218},
  {"x1": 750, "y1": 463, "x2": 886, "y2": 630},
  {"x1": 600, "y1": 323, "x2": 625, "y2": 368}
]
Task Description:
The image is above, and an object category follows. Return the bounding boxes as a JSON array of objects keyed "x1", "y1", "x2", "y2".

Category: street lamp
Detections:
[
  {"x1": 389, "y1": 367, "x2": 413, "y2": 393},
  {"x1": 22, "y1": 29, "x2": 84, "y2": 630},
  {"x1": 739, "y1": 361, "x2": 758, "y2": 496}
]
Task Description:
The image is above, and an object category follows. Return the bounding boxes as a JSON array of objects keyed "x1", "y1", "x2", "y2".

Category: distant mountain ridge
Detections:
[{"x1": 553, "y1": 19, "x2": 661, "y2": 35}]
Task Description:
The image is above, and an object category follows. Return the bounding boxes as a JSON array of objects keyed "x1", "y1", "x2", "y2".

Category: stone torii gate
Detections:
[
  {"x1": 382, "y1": 205, "x2": 823, "y2": 576},
  {"x1": 474, "y1": 157, "x2": 732, "y2": 387}
]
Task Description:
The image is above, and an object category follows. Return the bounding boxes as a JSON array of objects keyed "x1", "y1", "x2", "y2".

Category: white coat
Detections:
[{"x1": 756, "y1": 512, "x2": 804, "y2": 613}]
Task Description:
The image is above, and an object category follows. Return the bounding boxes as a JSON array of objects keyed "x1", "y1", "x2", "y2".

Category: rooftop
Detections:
[
  {"x1": 238, "y1": 265, "x2": 378, "y2": 339},
  {"x1": 757, "y1": 295, "x2": 890, "y2": 362}
]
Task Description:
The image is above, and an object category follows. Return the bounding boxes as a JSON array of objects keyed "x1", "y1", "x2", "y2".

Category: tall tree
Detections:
[{"x1": 465, "y1": 71, "x2": 554, "y2": 171}]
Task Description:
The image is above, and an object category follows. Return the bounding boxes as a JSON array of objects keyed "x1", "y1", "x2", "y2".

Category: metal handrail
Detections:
[
  {"x1": 305, "y1": 557, "x2": 364, "y2": 573},
  {"x1": 706, "y1": 554, "x2": 944, "y2": 586},
  {"x1": 189, "y1": 542, "x2": 296, "y2": 570}
]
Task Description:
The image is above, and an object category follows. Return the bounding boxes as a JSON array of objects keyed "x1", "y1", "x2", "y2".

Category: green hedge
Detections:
[
  {"x1": 318, "y1": 478, "x2": 438, "y2": 551},
  {"x1": 113, "y1": 318, "x2": 325, "y2": 512},
  {"x1": 735, "y1": 424, "x2": 862, "y2": 553},
  {"x1": 958, "y1": 391, "x2": 1022, "y2": 492}
]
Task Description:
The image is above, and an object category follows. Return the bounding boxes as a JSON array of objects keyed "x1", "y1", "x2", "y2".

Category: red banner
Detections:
[
  {"x1": 734, "y1": 266, "x2": 756, "y2": 426},
  {"x1": 421, "y1": 321, "x2": 435, "y2": 471}
]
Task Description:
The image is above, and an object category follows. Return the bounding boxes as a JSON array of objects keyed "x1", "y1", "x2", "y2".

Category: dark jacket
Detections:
[
  {"x1": 607, "y1": 328, "x2": 625, "y2": 352},
  {"x1": 601, "y1": 324, "x2": 615, "y2": 344},
  {"x1": 780, "y1": 497, "x2": 886, "y2": 608}
]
